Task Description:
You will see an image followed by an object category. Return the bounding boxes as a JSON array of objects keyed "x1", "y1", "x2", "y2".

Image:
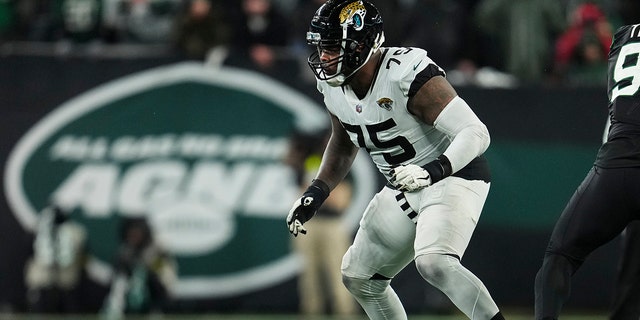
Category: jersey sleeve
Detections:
[{"x1": 396, "y1": 48, "x2": 446, "y2": 98}]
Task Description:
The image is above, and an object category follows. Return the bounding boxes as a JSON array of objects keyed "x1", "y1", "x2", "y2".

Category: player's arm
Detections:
[
  {"x1": 391, "y1": 75, "x2": 489, "y2": 192},
  {"x1": 407, "y1": 75, "x2": 456, "y2": 125},
  {"x1": 409, "y1": 75, "x2": 489, "y2": 173},
  {"x1": 315, "y1": 112, "x2": 359, "y2": 190},
  {"x1": 286, "y1": 112, "x2": 358, "y2": 236}
]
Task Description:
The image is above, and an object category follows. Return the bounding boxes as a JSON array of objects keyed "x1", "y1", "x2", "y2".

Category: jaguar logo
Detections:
[
  {"x1": 377, "y1": 97, "x2": 393, "y2": 111},
  {"x1": 339, "y1": 1, "x2": 366, "y2": 31}
]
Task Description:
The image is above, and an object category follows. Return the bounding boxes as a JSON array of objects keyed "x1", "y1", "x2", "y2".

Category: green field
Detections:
[{"x1": 0, "y1": 311, "x2": 608, "y2": 320}]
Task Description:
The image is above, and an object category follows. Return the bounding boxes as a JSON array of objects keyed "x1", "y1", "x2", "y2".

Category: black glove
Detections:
[{"x1": 286, "y1": 179, "x2": 330, "y2": 236}]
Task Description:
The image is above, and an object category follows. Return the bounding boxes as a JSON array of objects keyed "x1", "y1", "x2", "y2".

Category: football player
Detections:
[
  {"x1": 534, "y1": 24, "x2": 640, "y2": 319},
  {"x1": 286, "y1": 1, "x2": 506, "y2": 319}
]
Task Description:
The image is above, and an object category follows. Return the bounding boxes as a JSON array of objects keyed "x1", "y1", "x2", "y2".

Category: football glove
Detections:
[
  {"x1": 286, "y1": 179, "x2": 330, "y2": 236},
  {"x1": 390, "y1": 164, "x2": 431, "y2": 192},
  {"x1": 390, "y1": 156, "x2": 452, "y2": 192}
]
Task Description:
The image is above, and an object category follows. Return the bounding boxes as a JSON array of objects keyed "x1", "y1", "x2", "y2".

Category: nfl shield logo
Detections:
[{"x1": 356, "y1": 104, "x2": 362, "y2": 113}]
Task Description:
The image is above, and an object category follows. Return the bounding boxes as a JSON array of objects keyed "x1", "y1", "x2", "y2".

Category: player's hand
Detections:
[
  {"x1": 390, "y1": 164, "x2": 432, "y2": 192},
  {"x1": 286, "y1": 179, "x2": 330, "y2": 237},
  {"x1": 286, "y1": 197, "x2": 314, "y2": 236}
]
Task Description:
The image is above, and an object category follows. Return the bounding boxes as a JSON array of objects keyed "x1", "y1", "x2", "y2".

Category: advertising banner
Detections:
[{"x1": 3, "y1": 62, "x2": 377, "y2": 300}]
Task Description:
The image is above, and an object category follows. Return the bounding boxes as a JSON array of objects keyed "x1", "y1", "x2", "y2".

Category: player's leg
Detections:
[
  {"x1": 534, "y1": 167, "x2": 632, "y2": 320},
  {"x1": 409, "y1": 177, "x2": 502, "y2": 320},
  {"x1": 341, "y1": 187, "x2": 417, "y2": 320},
  {"x1": 610, "y1": 221, "x2": 640, "y2": 320}
]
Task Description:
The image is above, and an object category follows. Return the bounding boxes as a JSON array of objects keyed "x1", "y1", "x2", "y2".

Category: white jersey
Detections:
[{"x1": 318, "y1": 47, "x2": 450, "y2": 181}]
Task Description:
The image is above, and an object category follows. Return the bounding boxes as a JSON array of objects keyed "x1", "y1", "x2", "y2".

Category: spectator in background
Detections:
[
  {"x1": 225, "y1": 0, "x2": 292, "y2": 76},
  {"x1": 49, "y1": 0, "x2": 106, "y2": 43},
  {"x1": 10, "y1": 0, "x2": 51, "y2": 41},
  {"x1": 290, "y1": 0, "x2": 326, "y2": 50},
  {"x1": 417, "y1": 0, "x2": 519, "y2": 88},
  {"x1": 400, "y1": 0, "x2": 465, "y2": 71},
  {"x1": 289, "y1": 0, "x2": 326, "y2": 83},
  {"x1": 367, "y1": 0, "x2": 404, "y2": 47},
  {"x1": 24, "y1": 204, "x2": 87, "y2": 314},
  {"x1": 553, "y1": 2, "x2": 613, "y2": 86},
  {"x1": 102, "y1": 218, "x2": 176, "y2": 319},
  {"x1": 476, "y1": 0, "x2": 565, "y2": 84},
  {"x1": 103, "y1": 0, "x2": 181, "y2": 43},
  {"x1": 285, "y1": 130, "x2": 357, "y2": 316},
  {"x1": 616, "y1": 0, "x2": 640, "y2": 29},
  {"x1": 172, "y1": 0, "x2": 231, "y2": 62}
]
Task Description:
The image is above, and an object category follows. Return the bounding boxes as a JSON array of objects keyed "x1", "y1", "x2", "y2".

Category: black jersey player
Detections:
[{"x1": 535, "y1": 24, "x2": 640, "y2": 319}]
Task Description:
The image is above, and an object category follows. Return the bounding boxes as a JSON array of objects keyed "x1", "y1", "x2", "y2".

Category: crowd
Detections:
[{"x1": 0, "y1": 0, "x2": 638, "y2": 86}]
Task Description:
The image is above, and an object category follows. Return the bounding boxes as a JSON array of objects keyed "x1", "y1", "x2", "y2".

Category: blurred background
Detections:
[{"x1": 1, "y1": 0, "x2": 639, "y2": 318}]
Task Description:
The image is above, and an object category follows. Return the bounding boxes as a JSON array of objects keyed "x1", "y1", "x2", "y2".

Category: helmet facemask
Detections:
[{"x1": 306, "y1": 0, "x2": 385, "y2": 87}]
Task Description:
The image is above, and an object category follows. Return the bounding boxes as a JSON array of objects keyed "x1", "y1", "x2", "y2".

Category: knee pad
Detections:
[
  {"x1": 415, "y1": 253, "x2": 458, "y2": 287},
  {"x1": 342, "y1": 274, "x2": 390, "y2": 300}
]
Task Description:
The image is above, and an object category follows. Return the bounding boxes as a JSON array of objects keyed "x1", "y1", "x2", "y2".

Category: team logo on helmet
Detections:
[
  {"x1": 339, "y1": 1, "x2": 367, "y2": 31},
  {"x1": 377, "y1": 97, "x2": 393, "y2": 111}
]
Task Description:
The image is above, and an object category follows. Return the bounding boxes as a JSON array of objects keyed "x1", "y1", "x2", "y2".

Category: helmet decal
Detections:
[
  {"x1": 306, "y1": 31, "x2": 321, "y2": 43},
  {"x1": 339, "y1": 1, "x2": 367, "y2": 31}
]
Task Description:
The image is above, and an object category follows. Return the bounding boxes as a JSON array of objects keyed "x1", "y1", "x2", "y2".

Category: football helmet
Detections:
[{"x1": 306, "y1": 0, "x2": 385, "y2": 86}]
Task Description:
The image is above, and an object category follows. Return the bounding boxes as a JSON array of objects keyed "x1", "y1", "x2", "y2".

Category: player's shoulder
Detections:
[
  {"x1": 612, "y1": 24, "x2": 640, "y2": 48},
  {"x1": 380, "y1": 46, "x2": 442, "y2": 82},
  {"x1": 614, "y1": 24, "x2": 640, "y2": 39},
  {"x1": 381, "y1": 46, "x2": 432, "y2": 65}
]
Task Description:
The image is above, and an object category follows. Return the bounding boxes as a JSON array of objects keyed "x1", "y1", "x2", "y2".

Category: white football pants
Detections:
[{"x1": 341, "y1": 177, "x2": 500, "y2": 319}]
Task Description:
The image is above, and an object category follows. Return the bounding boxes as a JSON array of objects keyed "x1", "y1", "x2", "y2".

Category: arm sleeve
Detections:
[{"x1": 433, "y1": 96, "x2": 490, "y2": 173}]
